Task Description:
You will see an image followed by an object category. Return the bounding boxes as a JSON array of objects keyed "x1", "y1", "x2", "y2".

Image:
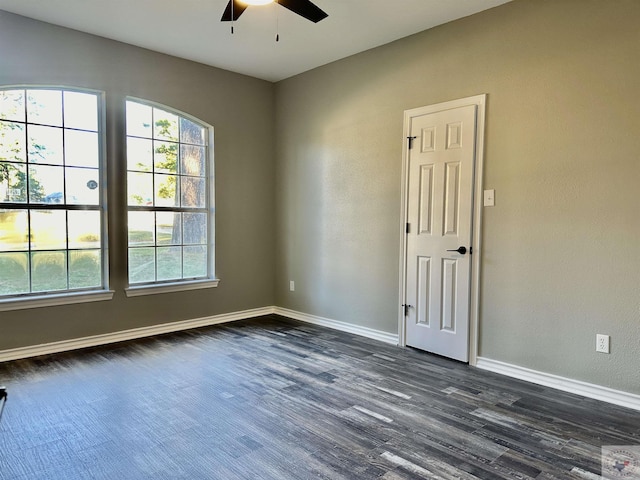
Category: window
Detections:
[
  {"x1": 0, "y1": 88, "x2": 106, "y2": 300},
  {"x1": 125, "y1": 99, "x2": 215, "y2": 292}
]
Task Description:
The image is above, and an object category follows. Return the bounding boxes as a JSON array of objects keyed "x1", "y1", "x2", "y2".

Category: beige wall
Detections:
[
  {"x1": 275, "y1": 0, "x2": 640, "y2": 393},
  {"x1": 0, "y1": 11, "x2": 276, "y2": 348}
]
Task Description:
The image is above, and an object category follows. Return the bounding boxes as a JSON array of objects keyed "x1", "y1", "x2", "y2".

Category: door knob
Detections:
[{"x1": 446, "y1": 246, "x2": 467, "y2": 255}]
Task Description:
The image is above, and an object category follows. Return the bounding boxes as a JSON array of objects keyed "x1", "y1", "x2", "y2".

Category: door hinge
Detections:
[
  {"x1": 406, "y1": 222, "x2": 410, "y2": 234},
  {"x1": 401, "y1": 304, "x2": 412, "y2": 316},
  {"x1": 407, "y1": 136, "x2": 417, "y2": 149}
]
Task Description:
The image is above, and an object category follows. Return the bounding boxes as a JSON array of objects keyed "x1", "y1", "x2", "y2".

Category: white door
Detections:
[{"x1": 404, "y1": 103, "x2": 477, "y2": 362}]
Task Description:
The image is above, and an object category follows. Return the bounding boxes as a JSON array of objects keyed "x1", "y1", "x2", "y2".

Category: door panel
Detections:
[
  {"x1": 443, "y1": 161, "x2": 460, "y2": 235},
  {"x1": 418, "y1": 165, "x2": 433, "y2": 234},
  {"x1": 417, "y1": 256, "x2": 430, "y2": 326},
  {"x1": 405, "y1": 104, "x2": 477, "y2": 362}
]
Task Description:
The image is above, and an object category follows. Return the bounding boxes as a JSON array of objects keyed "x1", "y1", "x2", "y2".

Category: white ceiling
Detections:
[{"x1": 0, "y1": 0, "x2": 511, "y2": 82}]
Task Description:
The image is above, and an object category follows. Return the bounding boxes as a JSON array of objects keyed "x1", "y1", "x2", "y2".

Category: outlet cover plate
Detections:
[{"x1": 596, "y1": 334, "x2": 610, "y2": 354}]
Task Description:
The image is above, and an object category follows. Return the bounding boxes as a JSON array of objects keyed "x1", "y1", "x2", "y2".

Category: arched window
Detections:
[
  {"x1": 125, "y1": 99, "x2": 216, "y2": 293},
  {"x1": 0, "y1": 87, "x2": 107, "y2": 299}
]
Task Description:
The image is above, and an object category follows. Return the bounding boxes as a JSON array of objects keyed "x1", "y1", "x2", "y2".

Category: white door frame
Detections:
[{"x1": 398, "y1": 94, "x2": 486, "y2": 365}]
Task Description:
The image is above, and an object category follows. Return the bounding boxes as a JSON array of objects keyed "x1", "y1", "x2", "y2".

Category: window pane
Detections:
[
  {"x1": 180, "y1": 117, "x2": 205, "y2": 146},
  {"x1": 65, "y1": 129, "x2": 99, "y2": 168},
  {"x1": 68, "y1": 211, "x2": 101, "y2": 249},
  {"x1": 184, "y1": 245, "x2": 207, "y2": 278},
  {"x1": 30, "y1": 210, "x2": 66, "y2": 250},
  {"x1": 126, "y1": 99, "x2": 211, "y2": 287},
  {"x1": 0, "y1": 90, "x2": 25, "y2": 122},
  {"x1": 156, "y1": 212, "x2": 181, "y2": 246},
  {"x1": 0, "y1": 210, "x2": 28, "y2": 251},
  {"x1": 0, "y1": 121, "x2": 26, "y2": 163},
  {"x1": 31, "y1": 251, "x2": 67, "y2": 292},
  {"x1": 181, "y1": 177, "x2": 205, "y2": 208},
  {"x1": 127, "y1": 137, "x2": 152, "y2": 172},
  {"x1": 0, "y1": 162, "x2": 27, "y2": 203},
  {"x1": 128, "y1": 171, "x2": 153, "y2": 206},
  {"x1": 180, "y1": 144, "x2": 205, "y2": 177},
  {"x1": 154, "y1": 141, "x2": 178, "y2": 173},
  {"x1": 0, "y1": 88, "x2": 105, "y2": 298},
  {"x1": 27, "y1": 90, "x2": 62, "y2": 127},
  {"x1": 182, "y1": 213, "x2": 207, "y2": 245},
  {"x1": 153, "y1": 108, "x2": 178, "y2": 141},
  {"x1": 157, "y1": 246, "x2": 181, "y2": 281},
  {"x1": 29, "y1": 164, "x2": 64, "y2": 203},
  {"x1": 154, "y1": 174, "x2": 178, "y2": 207},
  {"x1": 129, "y1": 247, "x2": 155, "y2": 283},
  {"x1": 126, "y1": 101, "x2": 152, "y2": 138},
  {"x1": 63, "y1": 91, "x2": 98, "y2": 131},
  {"x1": 28, "y1": 125, "x2": 63, "y2": 165},
  {"x1": 66, "y1": 167, "x2": 100, "y2": 205},
  {"x1": 128, "y1": 211, "x2": 155, "y2": 246},
  {"x1": 0, "y1": 252, "x2": 29, "y2": 295},
  {"x1": 69, "y1": 249, "x2": 101, "y2": 289}
]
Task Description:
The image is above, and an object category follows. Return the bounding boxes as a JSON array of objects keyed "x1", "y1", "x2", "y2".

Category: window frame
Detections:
[
  {"x1": 0, "y1": 85, "x2": 113, "y2": 311},
  {"x1": 123, "y1": 97, "x2": 218, "y2": 297}
]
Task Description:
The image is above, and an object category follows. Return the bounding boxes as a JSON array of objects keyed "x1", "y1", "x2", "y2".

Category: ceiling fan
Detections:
[{"x1": 221, "y1": 0, "x2": 328, "y2": 24}]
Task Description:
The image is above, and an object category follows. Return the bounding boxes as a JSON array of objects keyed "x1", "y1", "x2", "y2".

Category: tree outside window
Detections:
[
  {"x1": 126, "y1": 99, "x2": 213, "y2": 285},
  {"x1": 0, "y1": 88, "x2": 105, "y2": 297}
]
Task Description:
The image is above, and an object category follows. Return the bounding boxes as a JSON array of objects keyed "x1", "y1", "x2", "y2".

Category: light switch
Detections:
[{"x1": 483, "y1": 189, "x2": 495, "y2": 207}]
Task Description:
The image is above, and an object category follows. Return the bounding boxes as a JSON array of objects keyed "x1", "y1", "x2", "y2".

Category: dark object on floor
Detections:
[{"x1": 0, "y1": 386, "x2": 7, "y2": 424}]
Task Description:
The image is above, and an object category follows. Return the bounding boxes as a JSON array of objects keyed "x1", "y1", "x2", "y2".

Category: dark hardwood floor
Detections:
[{"x1": 0, "y1": 315, "x2": 638, "y2": 479}]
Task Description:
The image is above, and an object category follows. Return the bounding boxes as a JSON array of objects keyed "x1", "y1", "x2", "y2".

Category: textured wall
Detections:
[
  {"x1": 0, "y1": 11, "x2": 276, "y2": 349},
  {"x1": 275, "y1": 0, "x2": 640, "y2": 393}
]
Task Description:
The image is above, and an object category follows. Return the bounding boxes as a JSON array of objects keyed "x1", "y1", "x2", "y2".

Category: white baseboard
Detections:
[
  {"x1": 0, "y1": 306, "x2": 275, "y2": 363},
  {"x1": 0, "y1": 305, "x2": 398, "y2": 363},
  {"x1": 274, "y1": 307, "x2": 399, "y2": 345},
  {"x1": 3, "y1": 305, "x2": 636, "y2": 412},
  {"x1": 476, "y1": 357, "x2": 640, "y2": 412}
]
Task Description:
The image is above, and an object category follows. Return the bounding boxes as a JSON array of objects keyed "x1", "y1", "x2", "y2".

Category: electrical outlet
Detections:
[
  {"x1": 289, "y1": 280, "x2": 295, "y2": 292},
  {"x1": 596, "y1": 334, "x2": 610, "y2": 354}
]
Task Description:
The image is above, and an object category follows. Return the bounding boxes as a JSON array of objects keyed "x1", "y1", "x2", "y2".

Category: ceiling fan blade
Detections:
[
  {"x1": 277, "y1": 0, "x2": 328, "y2": 23},
  {"x1": 221, "y1": 0, "x2": 249, "y2": 21}
]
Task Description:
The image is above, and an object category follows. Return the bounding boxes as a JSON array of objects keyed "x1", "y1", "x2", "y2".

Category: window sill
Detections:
[
  {"x1": 0, "y1": 290, "x2": 115, "y2": 312},
  {"x1": 125, "y1": 279, "x2": 220, "y2": 297}
]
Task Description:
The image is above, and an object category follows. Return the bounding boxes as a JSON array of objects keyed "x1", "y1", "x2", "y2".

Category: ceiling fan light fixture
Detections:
[
  {"x1": 221, "y1": 0, "x2": 327, "y2": 23},
  {"x1": 238, "y1": 0, "x2": 274, "y2": 5}
]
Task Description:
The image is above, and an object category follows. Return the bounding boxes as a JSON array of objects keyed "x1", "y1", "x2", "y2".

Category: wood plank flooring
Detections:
[{"x1": 0, "y1": 315, "x2": 638, "y2": 479}]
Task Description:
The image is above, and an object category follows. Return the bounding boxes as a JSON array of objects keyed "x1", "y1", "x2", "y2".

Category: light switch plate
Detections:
[{"x1": 483, "y1": 189, "x2": 495, "y2": 207}]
